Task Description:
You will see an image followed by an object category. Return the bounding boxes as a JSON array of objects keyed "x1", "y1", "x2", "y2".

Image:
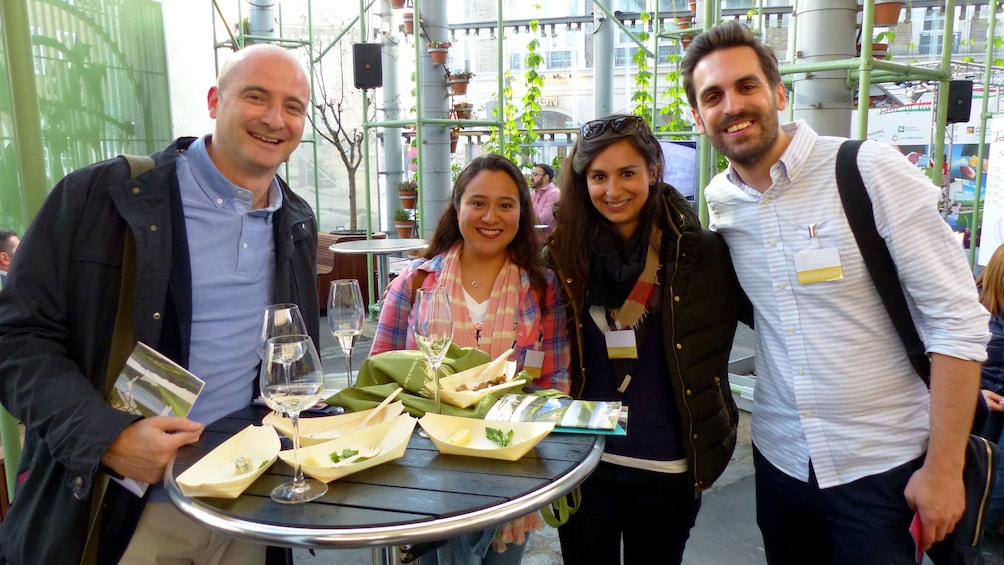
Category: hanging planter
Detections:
[
  {"x1": 680, "y1": 33, "x2": 695, "y2": 50},
  {"x1": 450, "y1": 128, "x2": 461, "y2": 153},
  {"x1": 689, "y1": 1, "x2": 698, "y2": 14},
  {"x1": 402, "y1": 13, "x2": 422, "y2": 35},
  {"x1": 448, "y1": 71, "x2": 474, "y2": 95},
  {"x1": 452, "y1": 102, "x2": 474, "y2": 120},
  {"x1": 870, "y1": 42, "x2": 889, "y2": 60},
  {"x1": 396, "y1": 179, "x2": 418, "y2": 209},
  {"x1": 676, "y1": 16, "x2": 694, "y2": 29},
  {"x1": 394, "y1": 209, "x2": 416, "y2": 238},
  {"x1": 391, "y1": 0, "x2": 406, "y2": 8},
  {"x1": 428, "y1": 41, "x2": 450, "y2": 65},
  {"x1": 872, "y1": 1, "x2": 904, "y2": 25}
]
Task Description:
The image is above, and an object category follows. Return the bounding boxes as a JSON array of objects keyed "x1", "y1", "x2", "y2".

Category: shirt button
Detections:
[
  {"x1": 243, "y1": 242, "x2": 249, "y2": 249},
  {"x1": 74, "y1": 476, "x2": 84, "y2": 489},
  {"x1": 804, "y1": 410, "x2": 814, "y2": 418},
  {"x1": 132, "y1": 187, "x2": 141, "y2": 194},
  {"x1": 685, "y1": 388, "x2": 692, "y2": 396},
  {"x1": 216, "y1": 198, "x2": 224, "y2": 205},
  {"x1": 786, "y1": 327, "x2": 796, "y2": 334},
  {"x1": 676, "y1": 343, "x2": 683, "y2": 350},
  {"x1": 153, "y1": 312, "x2": 162, "y2": 320},
  {"x1": 762, "y1": 197, "x2": 771, "y2": 205},
  {"x1": 777, "y1": 283, "x2": 786, "y2": 290},
  {"x1": 798, "y1": 369, "x2": 805, "y2": 375},
  {"x1": 768, "y1": 239, "x2": 777, "y2": 246},
  {"x1": 673, "y1": 295, "x2": 681, "y2": 302},
  {"x1": 149, "y1": 225, "x2": 158, "y2": 232}
]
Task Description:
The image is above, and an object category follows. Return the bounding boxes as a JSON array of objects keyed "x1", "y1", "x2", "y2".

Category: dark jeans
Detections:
[
  {"x1": 980, "y1": 411, "x2": 1004, "y2": 535},
  {"x1": 557, "y1": 461, "x2": 700, "y2": 565},
  {"x1": 753, "y1": 444, "x2": 922, "y2": 565}
]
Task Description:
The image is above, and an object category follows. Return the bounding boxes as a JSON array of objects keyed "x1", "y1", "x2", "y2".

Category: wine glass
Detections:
[
  {"x1": 258, "y1": 304, "x2": 308, "y2": 360},
  {"x1": 328, "y1": 279, "x2": 365, "y2": 389},
  {"x1": 259, "y1": 334, "x2": 328, "y2": 504},
  {"x1": 412, "y1": 288, "x2": 454, "y2": 414}
]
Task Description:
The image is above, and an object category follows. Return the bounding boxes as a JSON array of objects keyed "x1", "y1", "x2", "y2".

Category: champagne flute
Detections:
[
  {"x1": 258, "y1": 304, "x2": 308, "y2": 360},
  {"x1": 259, "y1": 334, "x2": 327, "y2": 504},
  {"x1": 412, "y1": 288, "x2": 454, "y2": 414},
  {"x1": 328, "y1": 279, "x2": 365, "y2": 389}
]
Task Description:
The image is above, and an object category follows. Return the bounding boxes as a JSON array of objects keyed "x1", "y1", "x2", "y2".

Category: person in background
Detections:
[
  {"x1": 545, "y1": 114, "x2": 747, "y2": 564},
  {"x1": 683, "y1": 21, "x2": 989, "y2": 563},
  {"x1": 0, "y1": 229, "x2": 19, "y2": 288},
  {"x1": 977, "y1": 244, "x2": 1004, "y2": 536},
  {"x1": 371, "y1": 154, "x2": 570, "y2": 564},
  {"x1": 0, "y1": 44, "x2": 318, "y2": 565},
  {"x1": 530, "y1": 163, "x2": 560, "y2": 242}
]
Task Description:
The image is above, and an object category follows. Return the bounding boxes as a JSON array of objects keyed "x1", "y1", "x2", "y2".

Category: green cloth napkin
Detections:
[{"x1": 327, "y1": 344, "x2": 522, "y2": 418}]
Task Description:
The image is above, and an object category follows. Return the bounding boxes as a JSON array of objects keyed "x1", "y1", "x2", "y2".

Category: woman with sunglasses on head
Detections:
[
  {"x1": 546, "y1": 114, "x2": 749, "y2": 564},
  {"x1": 371, "y1": 154, "x2": 570, "y2": 564}
]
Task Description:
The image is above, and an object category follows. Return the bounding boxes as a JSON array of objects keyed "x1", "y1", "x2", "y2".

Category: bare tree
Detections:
[{"x1": 308, "y1": 41, "x2": 373, "y2": 231}]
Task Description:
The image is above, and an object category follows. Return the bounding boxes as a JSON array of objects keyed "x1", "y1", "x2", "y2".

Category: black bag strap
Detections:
[{"x1": 835, "y1": 140, "x2": 932, "y2": 384}]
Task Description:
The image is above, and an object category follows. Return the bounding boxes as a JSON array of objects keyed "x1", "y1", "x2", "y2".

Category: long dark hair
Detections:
[
  {"x1": 548, "y1": 114, "x2": 665, "y2": 304},
  {"x1": 424, "y1": 154, "x2": 548, "y2": 310}
]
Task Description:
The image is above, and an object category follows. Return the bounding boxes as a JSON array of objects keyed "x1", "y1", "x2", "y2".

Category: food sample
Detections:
[
  {"x1": 486, "y1": 427, "x2": 515, "y2": 448},
  {"x1": 234, "y1": 455, "x2": 254, "y2": 474},
  {"x1": 447, "y1": 428, "x2": 471, "y2": 446},
  {"x1": 456, "y1": 374, "x2": 507, "y2": 392}
]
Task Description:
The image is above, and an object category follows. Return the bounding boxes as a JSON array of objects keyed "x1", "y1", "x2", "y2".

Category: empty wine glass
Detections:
[
  {"x1": 259, "y1": 334, "x2": 327, "y2": 504},
  {"x1": 258, "y1": 304, "x2": 308, "y2": 360},
  {"x1": 328, "y1": 279, "x2": 365, "y2": 389},
  {"x1": 412, "y1": 288, "x2": 454, "y2": 414}
]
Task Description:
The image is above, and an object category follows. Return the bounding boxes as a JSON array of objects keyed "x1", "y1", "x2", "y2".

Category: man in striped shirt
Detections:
[{"x1": 682, "y1": 21, "x2": 990, "y2": 564}]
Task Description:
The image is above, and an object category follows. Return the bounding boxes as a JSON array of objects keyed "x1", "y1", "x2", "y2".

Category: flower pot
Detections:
[
  {"x1": 450, "y1": 134, "x2": 460, "y2": 153},
  {"x1": 872, "y1": 1, "x2": 903, "y2": 25},
  {"x1": 689, "y1": 1, "x2": 698, "y2": 14},
  {"x1": 676, "y1": 16, "x2": 693, "y2": 29},
  {"x1": 391, "y1": 0, "x2": 405, "y2": 8},
  {"x1": 399, "y1": 190, "x2": 418, "y2": 209},
  {"x1": 871, "y1": 43, "x2": 889, "y2": 59},
  {"x1": 448, "y1": 78, "x2": 470, "y2": 95},
  {"x1": 428, "y1": 47, "x2": 449, "y2": 65},
  {"x1": 394, "y1": 221, "x2": 416, "y2": 238},
  {"x1": 453, "y1": 104, "x2": 473, "y2": 120},
  {"x1": 680, "y1": 33, "x2": 694, "y2": 50},
  {"x1": 403, "y1": 13, "x2": 420, "y2": 35}
]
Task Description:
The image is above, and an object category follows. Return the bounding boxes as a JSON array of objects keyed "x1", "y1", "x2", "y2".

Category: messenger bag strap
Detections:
[
  {"x1": 81, "y1": 154, "x2": 151, "y2": 565},
  {"x1": 834, "y1": 139, "x2": 932, "y2": 384}
]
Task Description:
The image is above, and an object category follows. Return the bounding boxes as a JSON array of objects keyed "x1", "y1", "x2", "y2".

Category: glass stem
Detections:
[
  {"x1": 291, "y1": 411, "x2": 306, "y2": 492},
  {"x1": 345, "y1": 350, "x2": 354, "y2": 388},
  {"x1": 432, "y1": 362, "x2": 441, "y2": 414}
]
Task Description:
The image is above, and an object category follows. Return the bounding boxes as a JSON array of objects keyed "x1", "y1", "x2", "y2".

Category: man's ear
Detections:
[
  {"x1": 775, "y1": 82, "x2": 788, "y2": 111},
  {"x1": 691, "y1": 107, "x2": 707, "y2": 134},
  {"x1": 207, "y1": 86, "x2": 221, "y2": 119}
]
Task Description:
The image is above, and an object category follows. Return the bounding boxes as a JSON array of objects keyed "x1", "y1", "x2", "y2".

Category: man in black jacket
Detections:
[{"x1": 0, "y1": 44, "x2": 318, "y2": 565}]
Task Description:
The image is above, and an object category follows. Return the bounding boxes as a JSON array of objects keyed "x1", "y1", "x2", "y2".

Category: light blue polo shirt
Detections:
[{"x1": 176, "y1": 135, "x2": 280, "y2": 426}]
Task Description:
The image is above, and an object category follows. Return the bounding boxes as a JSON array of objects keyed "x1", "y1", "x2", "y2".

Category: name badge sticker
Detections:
[
  {"x1": 794, "y1": 247, "x2": 843, "y2": 284},
  {"x1": 523, "y1": 349, "x2": 544, "y2": 380},
  {"x1": 605, "y1": 329, "x2": 638, "y2": 359}
]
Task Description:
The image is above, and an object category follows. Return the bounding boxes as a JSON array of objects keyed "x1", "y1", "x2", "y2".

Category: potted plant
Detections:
[
  {"x1": 873, "y1": 0, "x2": 904, "y2": 25},
  {"x1": 396, "y1": 179, "x2": 418, "y2": 209},
  {"x1": 428, "y1": 41, "x2": 450, "y2": 65},
  {"x1": 391, "y1": 0, "x2": 406, "y2": 8},
  {"x1": 402, "y1": 12, "x2": 421, "y2": 35},
  {"x1": 450, "y1": 128, "x2": 461, "y2": 153},
  {"x1": 448, "y1": 70, "x2": 475, "y2": 95},
  {"x1": 452, "y1": 101, "x2": 474, "y2": 120},
  {"x1": 393, "y1": 208, "x2": 416, "y2": 238}
]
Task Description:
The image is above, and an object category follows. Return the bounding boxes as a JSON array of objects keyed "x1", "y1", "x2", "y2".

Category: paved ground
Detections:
[{"x1": 306, "y1": 321, "x2": 1004, "y2": 564}]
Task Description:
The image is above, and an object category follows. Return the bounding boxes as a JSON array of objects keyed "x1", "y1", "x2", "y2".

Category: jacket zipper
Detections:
[{"x1": 970, "y1": 436, "x2": 994, "y2": 546}]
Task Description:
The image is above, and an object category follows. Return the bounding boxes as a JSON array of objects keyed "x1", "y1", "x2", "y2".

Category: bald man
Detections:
[
  {"x1": 0, "y1": 44, "x2": 319, "y2": 565},
  {"x1": 0, "y1": 229, "x2": 19, "y2": 288}
]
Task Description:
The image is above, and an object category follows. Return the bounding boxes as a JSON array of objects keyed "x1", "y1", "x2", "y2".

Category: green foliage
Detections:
[
  {"x1": 394, "y1": 208, "x2": 411, "y2": 222},
  {"x1": 486, "y1": 14, "x2": 545, "y2": 168},
  {"x1": 631, "y1": 13, "x2": 655, "y2": 124}
]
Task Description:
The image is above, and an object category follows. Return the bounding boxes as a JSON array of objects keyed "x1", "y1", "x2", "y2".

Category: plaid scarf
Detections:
[
  {"x1": 438, "y1": 244, "x2": 521, "y2": 359},
  {"x1": 606, "y1": 226, "x2": 663, "y2": 329}
]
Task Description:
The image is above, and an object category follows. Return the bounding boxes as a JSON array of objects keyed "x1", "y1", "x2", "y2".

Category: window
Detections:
[{"x1": 546, "y1": 51, "x2": 572, "y2": 69}]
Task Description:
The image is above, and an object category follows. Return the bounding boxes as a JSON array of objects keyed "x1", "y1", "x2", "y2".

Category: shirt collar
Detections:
[
  {"x1": 186, "y1": 135, "x2": 282, "y2": 213},
  {"x1": 725, "y1": 120, "x2": 815, "y2": 192}
]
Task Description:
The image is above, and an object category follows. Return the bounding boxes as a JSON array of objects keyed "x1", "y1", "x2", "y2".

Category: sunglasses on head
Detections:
[{"x1": 580, "y1": 116, "x2": 645, "y2": 140}]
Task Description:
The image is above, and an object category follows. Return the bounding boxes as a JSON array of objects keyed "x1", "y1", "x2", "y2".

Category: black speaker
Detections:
[
  {"x1": 353, "y1": 43, "x2": 382, "y2": 89},
  {"x1": 946, "y1": 80, "x2": 973, "y2": 124}
]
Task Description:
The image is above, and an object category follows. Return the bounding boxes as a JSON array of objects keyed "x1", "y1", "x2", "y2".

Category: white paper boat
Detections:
[
  {"x1": 176, "y1": 424, "x2": 280, "y2": 498},
  {"x1": 281, "y1": 413, "x2": 417, "y2": 483},
  {"x1": 263, "y1": 401, "x2": 405, "y2": 446},
  {"x1": 418, "y1": 412, "x2": 554, "y2": 461},
  {"x1": 438, "y1": 349, "x2": 525, "y2": 408}
]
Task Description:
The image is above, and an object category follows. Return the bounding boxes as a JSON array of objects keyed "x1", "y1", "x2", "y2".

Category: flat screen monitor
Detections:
[{"x1": 660, "y1": 140, "x2": 697, "y2": 200}]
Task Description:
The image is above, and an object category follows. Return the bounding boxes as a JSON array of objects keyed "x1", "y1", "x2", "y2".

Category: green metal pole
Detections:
[{"x1": 1, "y1": 0, "x2": 48, "y2": 222}]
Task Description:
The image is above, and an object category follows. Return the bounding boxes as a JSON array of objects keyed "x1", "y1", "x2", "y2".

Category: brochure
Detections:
[
  {"x1": 484, "y1": 394, "x2": 626, "y2": 434},
  {"x1": 107, "y1": 342, "x2": 205, "y2": 496}
]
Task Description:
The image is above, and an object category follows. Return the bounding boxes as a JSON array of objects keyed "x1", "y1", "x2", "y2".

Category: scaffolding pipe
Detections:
[
  {"x1": 791, "y1": 0, "x2": 857, "y2": 137},
  {"x1": 594, "y1": 16, "x2": 614, "y2": 118}
]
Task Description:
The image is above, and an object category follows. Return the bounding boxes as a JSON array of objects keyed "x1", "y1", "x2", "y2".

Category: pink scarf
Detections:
[{"x1": 438, "y1": 244, "x2": 521, "y2": 359}]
